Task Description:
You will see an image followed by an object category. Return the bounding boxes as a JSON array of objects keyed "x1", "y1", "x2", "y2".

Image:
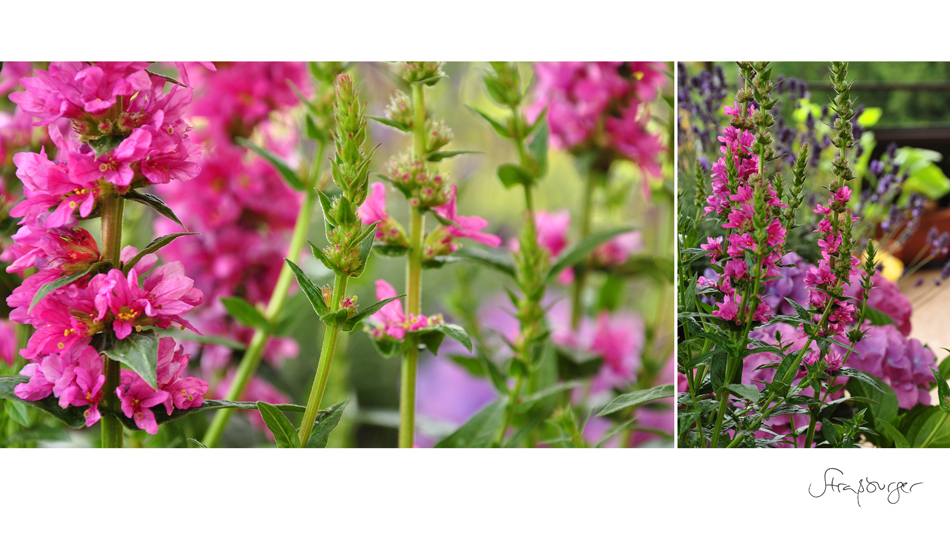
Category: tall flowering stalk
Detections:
[
  {"x1": 198, "y1": 63, "x2": 335, "y2": 447},
  {"x1": 3, "y1": 62, "x2": 208, "y2": 447},
  {"x1": 364, "y1": 62, "x2": 493, "y2": 447}
]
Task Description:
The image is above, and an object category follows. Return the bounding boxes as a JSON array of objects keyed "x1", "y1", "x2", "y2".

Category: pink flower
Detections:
[
  {"x1": 67, "y1": 128, "x2": 152, "y2": 187},
  {"x1": 369, "y1": 280, "x2": 429, "y2": 340},
  {"x1": 432, "y1": 185, "x2": 502, "y2": 248},
  {"x1": 116, "y1": 370, "x2": 169, "y2": 434},
  {"x1": 357, "y1": 182, "x2": 407, "y2": 246}
]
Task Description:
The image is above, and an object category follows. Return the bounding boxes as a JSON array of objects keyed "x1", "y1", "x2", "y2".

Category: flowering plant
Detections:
[{"x1": 678, "y1": 61, "x2": 950, "y2": 448}]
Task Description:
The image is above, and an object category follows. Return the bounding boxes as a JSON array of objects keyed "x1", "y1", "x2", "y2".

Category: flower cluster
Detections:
[
  {"x1": 154, "y1": 63, "x2": 309, "y2": 377},
  {"x1": 528, "y1": 62, "x2": 666, "y2": 177},
  {"x1": 5, "y1": 61, "x2": 208, "y2": 431},
  {"x1": 698, "y1": 103, "x2": 787, "y2": 324},
  {"x1": 552, "y1": 309, "x2": 646, "y2": 394}
]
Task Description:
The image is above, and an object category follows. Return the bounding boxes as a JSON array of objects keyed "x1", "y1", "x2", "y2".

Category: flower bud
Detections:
[{"x1": 401, "y1": 61, "x2": 445, "y2": 85}]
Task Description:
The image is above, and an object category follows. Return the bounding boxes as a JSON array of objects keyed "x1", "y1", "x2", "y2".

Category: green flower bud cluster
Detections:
[
  {"x1": 401, "y1": 61, "x2": 446, "y2": 85},
  {"x1": 425, "y1": 118, "x2": 454, "y2": 153},
  {"x1": 784, "y1": 142, "x2": 810, "y2": 230},
  {"x1": 386, "y1": 152, "x2": 452, "y2": 209},
  {"x1": 693, "y1": 161, "x2": 706, "y2": 212},
  {"x1": 330, "y1": 73, "x2": 377, "y2": 207},
  {"x1": 385, "y1": 90, "x2": 414, "y2": 129},
  {"x1": 483, "y1": 62, "x2": 524, "y2": 108},
  {"x1": 829, "y1": 62, "x2": 856, "y2": 192},
  {"x1": 320, "y1": 73, "x2": 378, "y2": 276},
  {"x1": 304, "y1": 62, "x2": 345, "y2": 144}
]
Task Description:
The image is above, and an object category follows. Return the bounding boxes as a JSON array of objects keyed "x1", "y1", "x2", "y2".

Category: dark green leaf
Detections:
[
  {"x1": 221, "y1": 297, "x2": 270, "y2": 331},
  {"x1": 123, "y1": 232, "x2": 199, "y2": 273},
  {"x1": 722, "y1": 383, "x2": 760, "y2": 402},
  {"x1": 101, "y1": 330, "x2": 160, "y2": 390},
  {"x1": 450, "y1": 247, "x2": 516, "y2": 278},
  {"x1": 0, "y1": 425, "x2": 70, "y2": 446},
  {"x1": 865, "y1": 307, "x2": 895, "y2": 327},
  {"x1": 146, "y1": 326, "x2": 246, "y2": 350},
  {"x1": 515, "y1": 381, "x2": 585, "y2": 413},
  {"x1": 257, "y1": 401, "x2": 299, "y2": 448},
  {"x1": 351, "y1": 225, "x2": 377, "y2": 278},
  {"x1": 4, "y1": 399, "x2": 30, "y2": 427},
  {"x1": 305, "y1": 400, "x2": 349, "y2": 448},
  {"x1": 237, "y1": 137, "x2": 305, "y2": 191},
  {"x1": 30, "y1": 261, "x2": 110, "y2": 312},
  {"x1": 430, "y1": 323, "x2": 473, "y2": 353},
  {"x1": 316, "y1": 189, "x2": 337, "y2": 228},
  {"x1": 123, "y1": 190, "x2": 185, "y2": 228},
  {"x1": 0, "y1": 376, "x2": 89, "y2": 429},
  {"x1": 546, "y1": 227, "x2": 634, "y2": 284},
  {"x1": 435, "y1": 397, "x2": 509, "y2": 448},
  {"x1": 597, "y1": 385, "x2": 674, "y2": 417},
  {"x1": 343, "y1": 295, "x2": 404, "y2": 332},
  {"x1": 527, "y1": 121, "x2": 548, "y2": 177},
  {"x1": 933, "y1": 367, "x2": 950, "y2": 413},
  {"x1": 875, "y1": 418, "x2": 910, "y2": 448},
  {"x1": 88, "y1": 134, "x2": 126, "y2": 158}
]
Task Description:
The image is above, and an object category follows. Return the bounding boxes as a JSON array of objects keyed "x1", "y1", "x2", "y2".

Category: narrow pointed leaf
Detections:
[
  {"x1": 527, "y1": 121, "x2": 549, "y2": 177},
  {"x1": 427, "y1": 150, "x2": 481, "y2": 162},
  {"x1": 468, "y1": 106, "x2": 510, "y2": 138},
  {"x1": 237, "y1": 137, "x2": 305, "y2": 191},
  {"x1": 368, "y1": 115, "x2": 411, "y2": 133},
  {"x1": 546, "y1": 227, "x2": 634, "y2": 284},
  {"x1": 30, "y1": 261, "x2": 110, "y2": 312},
  {"x1": 451, "y1": 247, "x2": 516, "y2": 278},
  {"x1": 285, "y1": 259, "x2": 329, "y2": 316},
  {"x1": 435, "y1": 397, "x2": 509, "y2": 448},
  {"x1": 123, "y1": 191, "x2": 185, "y2": 228},
  {"x1": 351, "y1": 225, "x2": 377, "y2": 278},
  {"x1": 431, "y1": 323, "x2": 473, "y2": 353},
  {"x1": 308, "y1": 241, "x2": 343, "y2": 275},
  {"x1": 597, "y1": 384, "x2": 674, "y2": 417},
  {"x1": 123, "y1": 232, "x2": 199, "y2": 273},
  {"x1": 342, "y1": 295, "x2": 404, "y2": 332}
]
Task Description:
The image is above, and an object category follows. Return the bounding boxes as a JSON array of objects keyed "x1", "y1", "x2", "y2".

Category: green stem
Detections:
[
  {"x1": 921, "y1": 411, "x2": 950, "y2": 448},
  {"x1": 399, "y1": 207, "x2": 424, "y2": 448},
  {"x1": 100, "y1": 193, "x2": 125, "y2": 448},
  {"x1": 298, "y1": 273, "x2": 347, "y2": 447},
  {"x1": 571, "y1": 168, "x2": 600, "y2": 328},
  {"x1": 202, "y1": 186, "x2": 319, "y2": 447},
  {"x1": 496, "y1": 371, "x2": 526, "y2": 447}
]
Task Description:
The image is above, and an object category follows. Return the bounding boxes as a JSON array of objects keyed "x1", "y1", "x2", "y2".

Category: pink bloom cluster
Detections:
[
  {"x1": 510, "y1": 210, "x2": 642, "y2": 285},
  {"x1": 552, "y1": 306, "x2": 646, "y2": 394},
  {"x1": 368, "y1": 279, "x2": 442, "y2": 340},
  {"x1": 10, "y1": 62, "x2": 202, "y2": 191},
  {"x1": 5, "y1": 62, "x2": 208, "y2": 430},
  {"x1": 803, "y1": 187, "x2": 859, "y2": 336},
  {"x1": 154, "y1": 63, "x2": 309, "y2": 380},
  {"x1": 699, "y1": 104, "x2": 787, "y2": 324},
  {"x1": 528, "y1": 62, "x2": 666, "y2": 177}
]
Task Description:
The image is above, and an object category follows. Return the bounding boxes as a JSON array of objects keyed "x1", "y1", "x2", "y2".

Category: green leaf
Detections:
[
  {"x1": 0, "y1": 425, "x2": 70, "y2": 447},
  {"x1": 351, "y1": 225, "x2": 377, "y2": 278},
  {"x1": 836, "y1": 367, "x2": 888, "y2": 393},
  {"x1": 450, "y1": 247, "x2": 516, "y2": 278},
  {"x1": 373, "y1": 244, "x2": 410, "y2": 257},
  {"x1": 527, "y1": 121, "x2": 549, "y2": 177},
  {"x1": 497, "y1": 163, "x2": 534, "y2": 189},
  {"x1": 430, "y1": 323, "x2": 473, "y2": 353},
  {"x1": 187, "y1": 438, "x2": 209, "y2": 448},
  {"x1": 110, "y1": 400, "x2": 307, "y2": 432},
  {"x1": 123, "y1": 190, "x2": 185, "y2": 229},
  {"x1": 305, "y1": 400, "x2": 349, "y2": 448},
  {"x1": 316, "y1": 189, "x2": 337, "y2": 228},
  {"x1": 427, "y1": 150, "x2": 481, "y2": 162},
  {"x1": 30, "y1": 261, "x2": 110, "y2": 312},
  {"x1": 285, "y1": 259, "x2": 329, "y2": 316},
  {"x1": 102, "y1": 330, "x2": 160, "y2": 390},
  {"x1": 435, "y1": 397, "x2": 509, "y2": 448},
  {"x1": 257, "y1": 402, "x2": 299, "y2": 448},
  {"x1": 145, "y1": 327, "x2": 247, "y2": 351},
  {"x1": 368, "y1": 335, "x2": 405, "y2": 359},
  {"x1": 865, "y1": 307, "x2": 895, "y2": 327},
  {"x1": 933, "y1": 367, "x2": 950, "y2": 413},
  {"x1": 5, "y1": 399, "x2": 30, "y2": 427},
  {"x1": 597, "y1": 385, "x2": 674, "y2": 417},
  {"x1": 875, "y1": 418, "x2": 909, "y2": 448},
  {"x1": 342, "y1": 295, "x2": 404, "y2": 332},
  {"x1": 468, "y1": 106, "x2": 510, "y2": 138},
  {"x1": 515, "y1": 381, "x2": 585, "y2": 413},
  {"x1": 556, "y1": 347, "x2": 604, "y2": 379},
  {"x1": 0, "y1": 376, "x2": 90, "y2": 429},
  {"x1": 722, "y1": 384, "x2": 760, "y2": 402},
  {"x1": 221, "y1": 297, "x2": 270, "y2": 331},
  {"x1": 908, "y1": 406, "x2": 950, "y2": 447},
  {"x1": 123, "y1": 232, "x2": 199, "y2": 273},
  {"x1": 237, "y1": 137, "x2": 305, "y2": 191},
  {"x1": 368, "y1": 115, "x2": 411, "y2": 133},
  {"x1": 848, "y1": 378, "x2": 899, "y2": 426},
  {"x1": 939, "y1": 351, "x2": 950, "y2": 380},
  {"x1": 546, "y1": 227, "x2": 634, "y2": 284}
]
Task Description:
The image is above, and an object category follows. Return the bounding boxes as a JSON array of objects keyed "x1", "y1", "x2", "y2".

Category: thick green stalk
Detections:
[
  {"x1": 570, "y1": 168, "x2": 601, "y2": 328},
  {"x1": 100, "y1": 193, "x2": 125, "y2": 448},
  {"x1": 399, "y1": 83, "x2": 428, "y2": 448},
  {"x1": 298, "y1": 273, "x2": 347, "y2": 447},
  {"x1": 709, "y1": 352, "x2": 740, "y2": 448},
  {"x1": 202, "y1": 187, "x2": 318, "y2": 447}
]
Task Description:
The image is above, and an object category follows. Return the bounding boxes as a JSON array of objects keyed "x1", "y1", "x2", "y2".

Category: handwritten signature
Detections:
[{"x1": 808, "y1": 468, "x2": 922, "y2": 506}]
